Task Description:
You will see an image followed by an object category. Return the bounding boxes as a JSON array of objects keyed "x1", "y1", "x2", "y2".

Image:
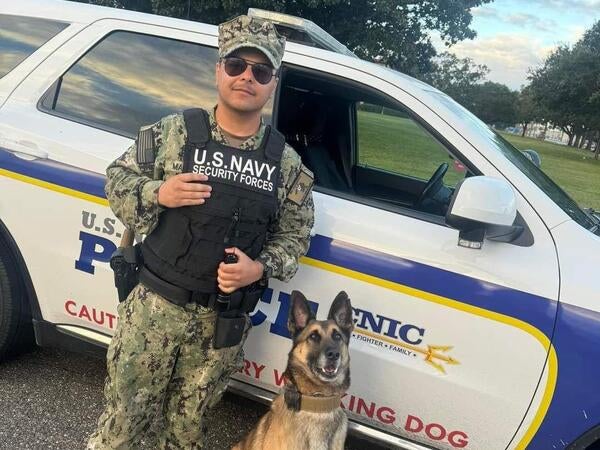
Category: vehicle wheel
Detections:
[{"x1": 0, "y1": 242, "x2": 35, "y2": 361}]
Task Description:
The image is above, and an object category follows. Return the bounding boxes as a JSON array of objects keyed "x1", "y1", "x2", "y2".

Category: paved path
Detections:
[{"x1": 0, "y1": 346, "x2": 383, "y2": 449}]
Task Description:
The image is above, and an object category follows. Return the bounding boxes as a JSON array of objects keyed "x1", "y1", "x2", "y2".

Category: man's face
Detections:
[{"x1": 216, "y1": 48, "x2": 278, "y2": 114}]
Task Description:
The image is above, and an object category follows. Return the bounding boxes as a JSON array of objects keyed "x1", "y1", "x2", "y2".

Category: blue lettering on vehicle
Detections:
[
  {"x1": 250, "y1": 291, "x2": 426, "y2": 344},
  {"x1": 75, "y1": 231, "x2": 116, "y2": 275},
  {"x1": 250, "y1": 289, "x2": 319, "y2": 338},
  {"x1": 353, "y1": 307, "x2": 425, "y2": 345}
]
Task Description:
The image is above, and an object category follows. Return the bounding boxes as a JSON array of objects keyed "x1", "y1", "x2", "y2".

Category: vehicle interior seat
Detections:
[{"x1": 278, "y1": 84, "x2": 352, "y2": 192}]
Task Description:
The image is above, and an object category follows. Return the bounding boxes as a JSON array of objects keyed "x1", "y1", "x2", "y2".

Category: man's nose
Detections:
[{"x1": 239, "y1": 65, "x2": 255, "y2": 82}]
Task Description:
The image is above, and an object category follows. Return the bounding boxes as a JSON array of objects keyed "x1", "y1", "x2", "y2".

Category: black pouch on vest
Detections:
[{"x1": 213, "y1": 311, "x2": 246, "y2": 349}]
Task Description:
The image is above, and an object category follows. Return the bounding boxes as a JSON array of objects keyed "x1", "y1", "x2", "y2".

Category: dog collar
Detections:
[
  {"x1": 298, "y1": 393, "x2": 342, "y2": 413},
  {"x1": 283, "y1": 377, "x2": 342, "y2": 413}
]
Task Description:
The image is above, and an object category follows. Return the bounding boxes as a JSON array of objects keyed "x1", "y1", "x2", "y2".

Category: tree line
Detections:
[
  {"x1": 72, "y1": 0, "x2": 491, "y2": 78},
  {"x1": 425, "y1": 20, "x2": 600, "y2": 158},
  {"x1": 524, "y1": 21, "x2": 600, "y2": 155},
  {"x1": 72, "y1": 0, "x2": 599, "y2": 157}
]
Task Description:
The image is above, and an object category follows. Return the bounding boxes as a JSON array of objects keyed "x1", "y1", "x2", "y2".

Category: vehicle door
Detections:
[
  {"x1": 239, "y1": 50, "x2": 559, "y2": 450},
  {"x1": 0, "y1": 18, "x2": 221, "y2": 342}
]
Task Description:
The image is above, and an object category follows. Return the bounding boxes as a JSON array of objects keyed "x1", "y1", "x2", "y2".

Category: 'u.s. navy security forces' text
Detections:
[{"x1": 191, "y1": 149, "x2": 276, "y2": 192}]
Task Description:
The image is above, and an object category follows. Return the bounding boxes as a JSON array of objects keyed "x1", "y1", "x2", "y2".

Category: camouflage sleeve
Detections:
[
  {"x1": 104, "y1": 118, "x2": 168, "y2": 235},
  {"x1": 256, "y1": 144, "x2": 315, "y2": 282}
]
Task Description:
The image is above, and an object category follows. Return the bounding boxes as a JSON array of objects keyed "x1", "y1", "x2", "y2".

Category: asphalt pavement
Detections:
[{"x1": 0, "y1": 346, "x2": 383, "y2": 450}]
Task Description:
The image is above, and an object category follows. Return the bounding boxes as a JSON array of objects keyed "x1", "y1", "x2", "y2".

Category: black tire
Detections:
[{"x1": 0, "y1": 241, "x2": 35, "y2": 361}]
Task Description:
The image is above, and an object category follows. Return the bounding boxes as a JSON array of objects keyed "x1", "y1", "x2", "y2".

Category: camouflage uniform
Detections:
[{"x1": 87, "y1": 16, "x2": 314, "y2": 450}]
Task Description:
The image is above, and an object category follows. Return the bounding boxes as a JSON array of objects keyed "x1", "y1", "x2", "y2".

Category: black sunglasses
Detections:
[{"x1": 221, "y1": 56, "x2": 276, "y2": 85}]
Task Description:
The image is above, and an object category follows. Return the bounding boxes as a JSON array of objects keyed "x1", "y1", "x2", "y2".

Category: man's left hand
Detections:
[{"x1": 217, "y1": 247, "x2": 264, "y2": 293}]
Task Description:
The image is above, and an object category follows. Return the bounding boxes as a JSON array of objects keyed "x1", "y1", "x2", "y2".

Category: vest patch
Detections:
[
  {"x1": 184, "y1": 146, "x2": 277, "y2": 194},
  {"x1": 287, "y1": 166, "x2": 314, "y2": 206}
]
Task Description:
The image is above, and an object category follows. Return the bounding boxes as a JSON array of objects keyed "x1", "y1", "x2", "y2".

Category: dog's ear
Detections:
[
  {"x1": 288, "y1": 290, "x2": 315, "y2": 337},
  {"x1": 328, "y1": 291, "x2": 353, "y2": 338}
]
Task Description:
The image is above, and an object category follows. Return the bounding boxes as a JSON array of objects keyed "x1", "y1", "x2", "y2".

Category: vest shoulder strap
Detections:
[
  {"x1": 183, "y1": 108, "x2": 211, "y2": 146},
  {"x1": 264, "y1": 125, "x2": 286, "y2": 162}
]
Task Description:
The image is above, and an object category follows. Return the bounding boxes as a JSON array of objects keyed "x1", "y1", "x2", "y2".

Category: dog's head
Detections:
[{"x1": 286, "y1": 290, "x2": 353, "y2": 388}]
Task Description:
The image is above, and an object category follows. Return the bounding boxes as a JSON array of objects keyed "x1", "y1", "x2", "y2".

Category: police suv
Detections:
[{"x1": 1, "y1": 2, "x2": 600, "y2": 449}]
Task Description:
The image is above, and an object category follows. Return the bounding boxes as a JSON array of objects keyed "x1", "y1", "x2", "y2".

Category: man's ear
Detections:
[
  {"x1": 267, "y1": 76, "x2": 279, "y2": 100},
  {"x1": 288, "y1": 290, "x2": 315, "y2": 337},
  {"x1": 327, "y1": 291, "x2": 353, "y2": 338}
]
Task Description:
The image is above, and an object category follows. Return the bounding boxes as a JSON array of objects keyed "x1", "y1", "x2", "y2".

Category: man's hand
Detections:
[
  {"x1": 217, "y1": 247, "x2": 264, "y2": 293},
  {"x1": 157, "y1": 173, "x2": 212, "y2": 208}
]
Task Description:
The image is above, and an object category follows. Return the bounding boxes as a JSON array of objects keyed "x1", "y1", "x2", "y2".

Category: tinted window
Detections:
[
  {"x1": 0, "y1": 15, "x2": 68, "y2": 78},
  {"x1": 43, "y1": 32, "x2": 221, "y2": 137}
]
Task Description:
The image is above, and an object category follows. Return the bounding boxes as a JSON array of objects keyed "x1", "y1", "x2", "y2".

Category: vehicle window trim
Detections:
[
  {"x1": 37, "y1": 28, "x2": 219, "y2": 139},
  {"x1": 274, "y1": 62, "x2": 481, "y2": 228},
  {"x1": 314, "y1": 185, "x2": 449, "y2": 226}
]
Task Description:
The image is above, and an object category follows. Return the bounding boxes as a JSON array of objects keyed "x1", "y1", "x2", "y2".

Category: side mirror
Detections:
[
  {"x1": 446, "y1": 176, "x2": 523, "y2": 249},
  {"x1": 521, "y1": 149, "x2": 541, "y2": 167}
]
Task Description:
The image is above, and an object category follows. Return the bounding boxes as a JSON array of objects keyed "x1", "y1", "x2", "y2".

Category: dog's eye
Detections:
[
  {"x1": 332, "y1": 331, "x2": 342, "y2": 341},
  {"x1": 309, "y1": 331, "x2": 321, "y2": 342}
]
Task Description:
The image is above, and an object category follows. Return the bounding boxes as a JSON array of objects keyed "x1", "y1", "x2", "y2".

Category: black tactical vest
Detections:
[{"x1": 141, "y1": 108, "x2": 284, "y2": 293}]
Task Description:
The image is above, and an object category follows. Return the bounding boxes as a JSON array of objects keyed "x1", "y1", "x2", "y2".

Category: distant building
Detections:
[{"x1": 504, "y1": 122, "x2": 570, "y2": 145}]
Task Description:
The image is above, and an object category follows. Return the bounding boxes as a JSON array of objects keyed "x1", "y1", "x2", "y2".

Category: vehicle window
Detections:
[
  {"x1": 357, "y1": 103, "x2": 466, "y2": 188},
  {"x1": 277, "y1": 71, "x2": 471, "y2": 217},
  {"x1": 433, "y1": 92, "x2": 599, "y2": 232},
  {"x1": 353, "y1": 102, "x2": 469, "y2": 215},
  {"x1": 0, "y1": 15, "x2": 68, "y2": 79},
  {"x1": 41, "y1": 31, "x2": 223, "y2": 137}
]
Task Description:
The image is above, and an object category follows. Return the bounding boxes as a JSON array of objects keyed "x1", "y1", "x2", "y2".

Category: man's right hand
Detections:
[{"x1": 157, "y1": 173, "x2": 212, "y2": 208}]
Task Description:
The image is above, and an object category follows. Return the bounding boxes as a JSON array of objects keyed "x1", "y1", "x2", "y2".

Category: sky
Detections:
[{"x1": 431, "y1": 0, "x2": 600, "y2": 91}]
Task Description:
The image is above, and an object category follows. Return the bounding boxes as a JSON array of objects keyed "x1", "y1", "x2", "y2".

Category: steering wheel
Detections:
[{"x1": 415, "y1": 163, "x2": 449, "y2": 208}]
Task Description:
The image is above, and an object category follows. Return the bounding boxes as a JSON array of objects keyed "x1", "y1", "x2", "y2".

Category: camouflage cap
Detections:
[{"x1": 218, "y1": 15, "x2": 286, "y2": 69}]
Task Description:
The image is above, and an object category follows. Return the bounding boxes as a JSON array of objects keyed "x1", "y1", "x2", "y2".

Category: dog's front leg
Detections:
[{"x1": 329, "y1": 419, "x2": 348, "y2": 450}]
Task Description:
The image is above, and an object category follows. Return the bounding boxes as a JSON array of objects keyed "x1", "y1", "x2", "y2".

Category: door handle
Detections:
[{"x1": 0, "y1": 139, "x2": 49, "y2": 160}]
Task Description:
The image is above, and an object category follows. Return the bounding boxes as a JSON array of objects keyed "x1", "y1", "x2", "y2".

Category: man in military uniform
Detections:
[{"x1": 87, "y1": 15, "x2": 314, "y2": 450}]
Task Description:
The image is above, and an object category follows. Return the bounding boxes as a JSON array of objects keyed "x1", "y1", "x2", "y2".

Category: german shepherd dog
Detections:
[{"x1": 233, "y1": 290, "x2": 353, "y2": 450}]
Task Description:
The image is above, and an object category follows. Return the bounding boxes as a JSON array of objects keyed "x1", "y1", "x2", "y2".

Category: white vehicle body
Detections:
[{"x1": 1, "y1": 2, "x2": 600, "y2": 449}]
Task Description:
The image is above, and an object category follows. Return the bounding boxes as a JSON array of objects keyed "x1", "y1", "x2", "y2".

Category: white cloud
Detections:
[
  {"x1": 440, "y1": 2, "x2": 599, "y2": 90},
  {"x1": 504, "y1": 13, "x2": 558, "y2": 32},
  {"x1": 445, "y1": 33, "x2": 555, "y2": 89},
  {"x1": 529, "y1": 0, "x2": 600, "y2": 15},
  {"x1": 472, "y1": 5, "x2": 500, "y2": 19},
  {"x1": 472, "y1": 6, "x2": 559, "y2": 32},
  {"x1": 568, "y1": 25, "x2": 588, "y2": 42}
]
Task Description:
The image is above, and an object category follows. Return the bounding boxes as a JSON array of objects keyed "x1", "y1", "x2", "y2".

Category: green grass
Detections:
[
  {"x1": 357, "y1": 111, "x2": 466, "y2": 187},
  {"x1": 500, "y1": 132, "x2": 600, "y2": 210},
  {"x1": 357, "y1": 110, "x2": 600, "y2": 210}
]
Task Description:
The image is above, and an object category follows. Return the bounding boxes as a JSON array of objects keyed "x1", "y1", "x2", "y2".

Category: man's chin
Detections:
[
  {"x1": 229, "y1": 103, "x2": 265, "y2": 114},
  {"x1": 221, "y1": 95, "x2": 265, "y2": 112}
]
